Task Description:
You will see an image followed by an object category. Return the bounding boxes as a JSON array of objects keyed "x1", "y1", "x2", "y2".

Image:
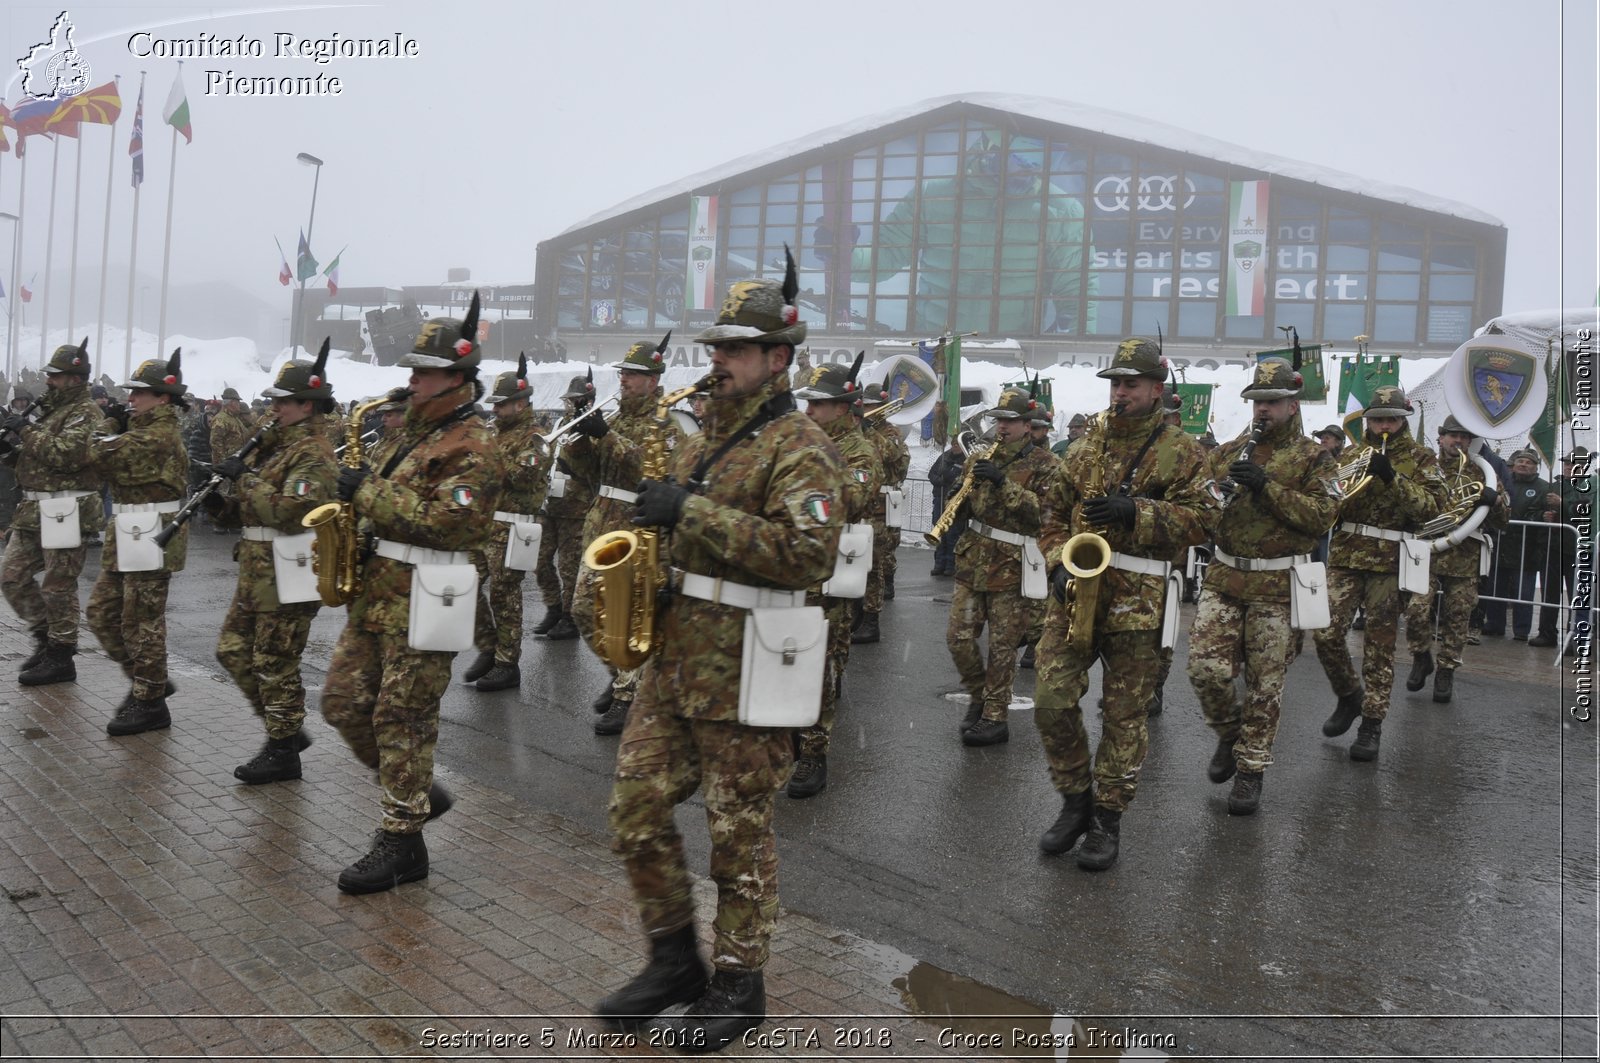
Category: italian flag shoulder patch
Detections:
[{"x1": 451, "y1": 485, "x2": 474, "y2": 506}]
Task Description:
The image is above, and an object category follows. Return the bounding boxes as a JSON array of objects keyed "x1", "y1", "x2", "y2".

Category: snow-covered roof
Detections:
[{"x1": 557, "y1": 92, "x2": 1502, "y2": 239}]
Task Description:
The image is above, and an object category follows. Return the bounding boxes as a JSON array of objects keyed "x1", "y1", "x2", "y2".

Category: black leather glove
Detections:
[
  {"x1": 337, "y1": 464, "x2": 371, "y2": 502},
  {"x1": 106, "y1": 404, "x2": 129, "y2": 434},
  {"x1": 0, "y1": 411, "x2": 27, "y2": 436},
  {"x1": 1367, "y1": 451, "x2": 1395, "y2": 484},
  {"x1": 1478, "y1": 486, "x2": 1501, "y2": 510},
  {"x1": 971, "y1": 459, "x2": 1004, "y2": 485},
  {"x1": 1050, "y1": 563, "x2": 1070, "y2": 604},
  {"x1": 633, "y1": 478, "x2": 689, "y2": 529},
  {"x1": 1227, "y1": 459, "x2": 1267, "y2": 495},
  {"x1": 573, "y1": 408, "x2": 609, "y2": 439},
  {"x1": 1083, "y1": 494, "x2": 1137, "y2": 530},
  {"x1": 213, "y1": 457, "x2": 248, "y2": 482}
]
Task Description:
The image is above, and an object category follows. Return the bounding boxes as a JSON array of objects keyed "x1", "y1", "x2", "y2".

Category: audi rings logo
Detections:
[{"x1": 1093, "y1": 175, "x2": 1198, "y2": 213}]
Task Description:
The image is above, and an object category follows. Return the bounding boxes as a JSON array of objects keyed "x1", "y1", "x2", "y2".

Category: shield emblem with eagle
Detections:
[
  {"x1": 1466, "y1": 344, "x2": 1538, "y2": 427},
  {"x1": 876, "y1": 354, "x2": 939, "y2": 424}
]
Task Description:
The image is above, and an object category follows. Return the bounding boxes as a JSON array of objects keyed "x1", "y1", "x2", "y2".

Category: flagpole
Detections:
[
  {"x1": 66, "y1": 131, "x2": 84, "y2": 342},
  {"x1": 96, "y1": 78, "x2": 120, "y2": 364},
  {"x1": 38, "y1": 134, "x2": 62, "y2": 366},
  {"x1": 155, "y1": 85, "x2": 179, "y2": 355},
  {"x1": 124, "y1": 72, "x2": 146, "y2": 379},
  {"x1": 5, "y1": 148, "x2": 24, "y2": 382}
]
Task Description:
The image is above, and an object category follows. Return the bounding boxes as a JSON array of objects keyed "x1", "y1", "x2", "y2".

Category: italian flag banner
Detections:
[
  {"x1": 1225, "y1": 180, "x2": 1269, "y2": 316},
  {"x1": 686, "y1": 195, "x2": 718, "y2": 312}
]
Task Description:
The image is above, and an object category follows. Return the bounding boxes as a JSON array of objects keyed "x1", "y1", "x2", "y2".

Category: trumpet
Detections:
[
  {"x1": 863, "y1": 397, "x2": 905, "y2": 422},
  {"x1": 1334, "y1": 431, "x2": 1389, "y2": 501},
  {"x1": 543, "y1": 394, "x2": 619, "y2": 444}
]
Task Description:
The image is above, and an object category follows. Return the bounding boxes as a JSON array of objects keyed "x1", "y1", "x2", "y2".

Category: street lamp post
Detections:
[
  {"x1": 292, "y1": 152, "x2": 324, "y2": 354},
  {"x1": 1, "y1": 211, "x2": 18, "y2": 384}
]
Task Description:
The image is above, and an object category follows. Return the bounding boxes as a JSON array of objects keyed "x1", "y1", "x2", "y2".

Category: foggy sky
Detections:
[{"x1": 0, "y1": 0, "x2": 1594, "y2": 344}]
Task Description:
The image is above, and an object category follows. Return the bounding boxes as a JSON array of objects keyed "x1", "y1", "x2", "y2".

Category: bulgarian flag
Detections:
[
  {"x1": 1225, "y1": 180, "x2": 1270, "y2": 317},
  {"x1": 323, "y1": 247, "x2": 344, "y2": 296},
  {"x1": 163, "y1": 69, "x2": 192, "y2": 143}
]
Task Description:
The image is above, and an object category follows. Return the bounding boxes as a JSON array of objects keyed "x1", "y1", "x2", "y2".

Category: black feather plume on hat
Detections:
[
  {"x1": 311, "y1": 337, "x2": 330, "y2": 377},
  {"x1": 847, "y1": 350, "x2": 863, "y2": 386},
  {"x1": 655, "y1": 330, "x2": 672, "y2": 355},
  {"x1": 461, "y1": 291, "x2": 481, "y2": 344},
  {"x1": 515, "y1": 351, "x2": 528, "y2": 381},
  {"x1": 781, "y1": 245, "x2": 799, "y2": 306},
  {"x1": 166, "y1": 347, "x2": 182, "y2": 378},
  {"x1": 1154, "y1": 324, "x2": 1163, "y2": 357}
]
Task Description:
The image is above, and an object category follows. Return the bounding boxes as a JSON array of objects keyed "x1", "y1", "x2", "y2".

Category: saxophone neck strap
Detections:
[
  {"x1": 379, "y1": 403, "x2": 475, "y2": 479},
  {"x1": 1116, "y1": 423, "x2": 1168, "y2": 496},
  {"x1": 686, "y1": 391, "x2": 796, "y2": 493}
]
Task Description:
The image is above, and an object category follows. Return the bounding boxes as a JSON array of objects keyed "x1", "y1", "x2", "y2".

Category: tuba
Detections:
[
  {"x1": 923, "y1": 430, "x2": 993, "y2": 546},
  {"x1": 1420, "y1": 449, "x2": 1498, "y2": 550},
  {"x1": 582, "y1": 375, "x2": 715, "y2": 670},
  {"x1": 1060, "y1": 404, "x2": 1119, "y2": 653},
  {"x1": 302, "y1": 394, "x2": 396, "y2": 606}
]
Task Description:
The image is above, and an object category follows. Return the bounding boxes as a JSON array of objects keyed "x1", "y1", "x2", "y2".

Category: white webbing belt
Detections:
[
  {"x1": 968, "y1": 520, "x2": 1032, "y2": 548},
  {"x1": 1212, "y1": 548, "x2": 1309, "y2": 573},
  {"x1": 23, "y1": 489, "x2": 95, "y2": 501},
  {"x1": 111, "y1": 500, "x2": 181, "y2": 515},
  {"x1": 1339, "y1": 521, "x2": 1411, "y2": 543},
  {"x1": 373, "y1": 539, "x2": 470, "y2": 566},
  {"x1": 674, "y1": 570, "x2": 805, "y2": 610},
  {"x1": 493, "y1": 510, "x2": 538, "y2": 524},
  {"x1": 1108, "y1": 551, "x2": 1170, "y2": 578},
  {"x1": 597, "y1": 485, "x2": 638, "y2": 504},
  {"x1": 240, "y1": 527, "x2": 278, "y2": 542}
]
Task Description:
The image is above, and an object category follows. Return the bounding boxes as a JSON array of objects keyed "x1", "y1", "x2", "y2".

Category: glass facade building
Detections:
[{"x1": 534, "y1": 97, "x2": 1505, "y2": 358}]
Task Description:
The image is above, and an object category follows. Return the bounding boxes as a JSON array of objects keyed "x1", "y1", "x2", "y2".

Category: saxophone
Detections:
[
  {"x1": 302, "y1": 395, "x2": 396, "y2": 606},
  {"x1": 1060, "y1": 403, "x2": 1120, "y2": 653},
  {"x1": 923, "y1": 430, "x2": 995, "y2": 546},
  {"x1": 582, "y1": 376, "x2": 714, "y2": 670}
]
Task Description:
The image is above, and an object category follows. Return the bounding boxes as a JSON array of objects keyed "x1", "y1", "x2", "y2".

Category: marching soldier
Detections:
[
  {"x1": 1402, "y1": 416, "x2": 1507, "y2": 702},
  {"x1": 1188, "y1": 359, "x2": 1338, "y2": 814},
  {"x1": 205, "y1": 343, "x2": 338, "y2": 782},
  {"x1": 790, "y1": 354, "x2": 882, "y2": 797},
  {"x1": 531, "y1": 373, "x2": 597, "y2": 643},
  {"x1": 0, "y1": 339, "x2": 109, "y2": 686},
  {"x1": 209, "y1": 388, "x2": 250, "y2": 530},
  {"x1": 366, "y1": 391, "x2": 411, "y2": 468},
  {"x1": 319, "y1": 296, "x2": 502, "y2": 893},
  {"x1": 597, "y1": 256, "x2": 846, "y2": 1050},
  {"x1": 1053, "y1": 412, "x2": 1088, "y2": 458},
  {"x1": 566, "y1": 334, "x2": 681, "y2": 732},
  {"x1": 465, "y1": 355, "x2": 551, "y2": 692},
  {"x1": 851, "y1": 380, "x2": 910, "y2": 644},
  {"x1": 946, "y1": 381, "x2": 1057, "y2": 747},
  {"x1": 1314, "y1": 385, "x2": 1446, "y2": 761},
  {"x1": 1033, "y1": 338, "x2": 1213, "y2": 869},
  {"x1": 88, "y1": 349, "x2": 192, "y2": 736}
]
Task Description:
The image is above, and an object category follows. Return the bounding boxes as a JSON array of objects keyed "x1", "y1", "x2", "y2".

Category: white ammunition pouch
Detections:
[
  {"x1": 36, "y1": 495, "x2": 84, "y2": 550},
  {"x1": 502, "y1": 519, "x2": 542, "y2": 572},
  {"x1": 1398, "y1": 539, "x2": 1432, "y2": 596},
  {"x1": 1161, "y1": 568, "x2": 1183, "y2": 649},
  {"x1": 820, "y1": 522, "x2": 873, "y2": 599},
  {"x1": 1020, "y1": 538, "x2": 1048, "y2": 600},
  {"x1": 881, "y1": 486, "x2": 904, "y2": 530},
  {"x1": 407, "y1": 563, "x2": 479, "y2": 652},
  {"x1": 738, "y1": 605, "x2": 828, "y2": 728},
  {"x1": 112, "y1": 510, "x2": 167, "y2": 572},
  {"x1": 270, "y1": 531, "x2": 321, "y2": 604},
  {"x1": 547, "y1": 468, "x2": 568, "y2": 499},
  {"x1": 1289, "y1": 561, "x2": 1331, "y2": 631}
]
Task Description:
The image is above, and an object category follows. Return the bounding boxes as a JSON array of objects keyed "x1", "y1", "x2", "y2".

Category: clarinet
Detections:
[
  {"x1": 1219, "y1": 418, "x2": 1267, "y2": 509},
  {"x1": 154, "y1": 417, "x2": 278, "y2": 547}
]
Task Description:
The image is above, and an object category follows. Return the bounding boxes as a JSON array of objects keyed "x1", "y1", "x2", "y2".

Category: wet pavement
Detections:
[{"x1": 1, "y1": 533, "x2": 1596, "y2": 1061}]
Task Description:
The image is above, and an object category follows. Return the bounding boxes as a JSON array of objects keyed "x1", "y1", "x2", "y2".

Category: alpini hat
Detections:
[
  {"x1": 986, "y1": 374, "x2": 1044, "y2": 420},
  {"x1": 1163, "y1": 391, "x2": 1184, "y2": 413},
  {"x1": 860, "y1": 378, "x2": 890, "y2": 406},
  {"x1": 694, "y1": 247, "x2": 807, "y2": 347},
  {"x1": 1364, "y1": 384, "x2": 1413, "y2": 418},
  {"x1": 262, "y1": 339, "x2": 334, "y2": 401},
  {"x1": 1030, "y1": 405, "x2": 1054, "y2": 427},
  {"x1": 220, "y1": 386, "x2": 242, "y2": 401},
  {"x1": 1068, "y1": 412, "x2": 1088, "y2": 428},
  {"x1": 794, "y1": 352, "x2": 864, "y2": 402},
  {"x1": 399, "y1": 291, "x2": 483, "y2": 371},
  {"x1": 1438, "y1": 414, "x2": 1473, "y2": 437},
  {"x1": 1241, "y1": 357, "x2": 1304, "y2": 400},
  {"x1": 44, "y1": 337, "x2": 91, "y2": 377},
  {"x1": 124, "y1": 347, "x2": 186, "y2": 396},
  {"x1": 488, "y1": 352, "x2": 533, "y2": 404},
  {"x1": 611, "y1": 331, "x2": 671, "y2": 375},
  {"x1": 563, "y1": 368, "x2": 595, "y2": 403},
  {"x1": 1097, "y1": 337, "x2": 1167, "y2": 380}
]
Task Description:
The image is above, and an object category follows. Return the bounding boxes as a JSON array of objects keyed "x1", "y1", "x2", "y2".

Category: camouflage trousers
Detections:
[
  {"x1": 320, "y1": 626, "x2": 453, "y2": 834},
  {"x1": 85, "y1": 570, "x2": 171, "y2": 701},
  {"x1": 535, "y1": 514, "x2": 585, "y2": 615},
  {"x1": 571, "y1": 561, "x2": 641, "y2": 702},
  {"x1": 1187, "y1": 591, "x2": 1295, "y2": 772},
  {"x1": 1313, "y1": 566, "x2": 1403, "y2": 721},
  {"x1": 797, "y1": 595, "x2": 854, "y2": 757},
  {"x1": 1035, "y1": 608, "x2": 1160, "y2": 812},
  {"x1": 609, "y1": 688, "x2": 793, "y2": 971},
  {"x1": 863, "y1": 518, "x2": 896, "y2": 614},
  {"x1": 484, "y1": 525, "x2": 529, "y2": 665},
  {"x1": 1405, "y1": 573, "x2": 1478, "y2": 672},
  {"x1": 0, "y1": 529, "x2": 89, "y2": 645},
  {"x1": 947, "y1": 582, "x2": 1033, "y2": 721},
  {"x1": 216, "y1": 601, "x2": 318, "y2": 740}
]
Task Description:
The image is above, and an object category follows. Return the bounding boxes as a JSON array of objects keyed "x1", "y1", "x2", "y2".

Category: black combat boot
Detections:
[
  {"x1": 18, "y1": 626, "x2": 49, "y2": 672},
  {"x1": 106, "y1": 696, "x2": 171, "y2": 736},
  {"x1": 233, "y1": 736, "x2": 302, "y2": 784},
  {"x1": 1405, "y1": 650, "x2": 1434, "y2": 692},
  {"x1": 595, "y1": 698, "x2": 631, "y2": 736},
  {"x1": 1207, "y1": 735, "x2": 1238, "y2": 783},
  {"x1": 544, "y1": 613, "x2": 579, "y2": 641},
  {"x1": 962, "y1": 717, "x2": 1009, "y2": 747},
  {"x1": 1075, "y1": 807, "x2": 1122, "y2": 871},
  {"x1": 532, "y1": 604, "x2": 562, "y2": 635},
  {"x1": 1322, "y1": 688, "x2": 1364, "y2": 737},
  {"x1": 884, "y1": 571, "x2": 895, "y2": 601},
  {"x1": 336, "y1": 830, "x2": 428, "y2": 894},
  {"x1": 1529, "y1": 631, "x2": 1558, "y2": 648},
  {"x1": 959, "y1": 696, "x2": 983, "y2": 735},
  {"x1": 1349, "y1": 717, "x2": 1382, "y2": 761},
  {"x1": 474, "y1": 663, "x2": 520, "y2": 691},
  {"x1": 851, "y1": 612, "x2": 880, "y2": 644},
  {"x1": 596, "y1": 924, "x2": 711, "y2": 1030},
  {"x1": 668, "y1": 968, "x2": 766, "y2": 1055},
  {"x1": 592, "y1": 685, "x2": 615, "y2": 713},
  {"x1": 1145, "y1": 691, "x2": 1164, "y2": 716},
  {"x1": 1039, "y1": 788, "x2": 1093, "y2": 854},
  {"x1": 786, "y1": 754, "x2": 827, "y2": 799},
  {"x1": 1228, "y1": 771, "x2": 1264, "y2": 816},
  {"x1": 1019, "y1": 643, "x2": 1036, "y2": 670},
  {"x1": 19, "y1": 641, "x2": 76, "y2": 686},
  {"x1": 461, "y1": 649, "x2": 496, "y2": 684},
  {"x1": 1432, "y1": 668, "x2": 1455, "y2": 704}
]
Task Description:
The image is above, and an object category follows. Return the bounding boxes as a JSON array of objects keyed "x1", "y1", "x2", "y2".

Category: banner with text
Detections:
[
  {"x1": 1225, "y1": 180, "x2": 1270, "y2": 317},
  {"x1": 686, "y1": 196, "x2": 719, "y2": 311}
]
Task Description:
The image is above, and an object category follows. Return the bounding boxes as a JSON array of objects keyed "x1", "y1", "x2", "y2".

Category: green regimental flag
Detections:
[
  {"x1": 1528, "y1": 338, "x2": 1573, "y2": 470},
  {"x1": 1256, "y1": 343, "x2": 1327, "y2": 401},
  {"x1": 1176, "y1": 382, "x2": 1212, "y2": 435},
  {"x1": 943, "y1": 334, "x2": 963, "y2": 439},
  {"x1": 1338, "y1": 354, "x2": 1400, "y2": 442}
]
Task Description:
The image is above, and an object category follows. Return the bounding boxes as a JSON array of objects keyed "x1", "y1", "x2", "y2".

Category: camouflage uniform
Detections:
[
  {"x1": 0, "y1": 368, "x2": 107, "y2": 656},
  {"x1": 477, "y1": 402, "x2": 549, "y2": 669},
  {"x1": 861, "y1": 402, "x2": 909, "y2": 614},
  {"x1": 209, "y1": 404, "x2": 249, "y2": 503},
  {"x1": 535, "y1": 377, "x2": 598, "y2": 632}
]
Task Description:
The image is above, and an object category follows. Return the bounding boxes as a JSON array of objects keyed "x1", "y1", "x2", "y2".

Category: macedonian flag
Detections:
[{"x1": 45, "y1": 80, "x2": 122, "y2": 134}]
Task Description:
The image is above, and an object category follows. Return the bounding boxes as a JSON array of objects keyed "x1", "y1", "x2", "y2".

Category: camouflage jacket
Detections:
[
  {"x1": 647, "y1": 372, "x2": 846, "y2": 722},
  {"x1": 1328, "y1": 428, "x2": 1446, "y2": 573},
  {"x1": 545, "y1": 423, "x2": 598, "y2": 522},
  {"x1": 209, "y1": 409, "x2": 250, "y2": 463},
  {"x1": 567, "y1": 390, "x2": 680, "y2": 541},
  {"x1": 1041, "y1": 409, "x2": 1214, "y2": 632},
  {"x1": 4, "y1": 381, "x2": 108, "y2": 536},
  {"x1": 212, "y1": 416, "x2": 337, "y2": 611},
  {"x1": 488, "y1": 405, "x2": 550, "y2": 518},
  {"x1": 865, "y1": 418, "x2": 910, "y2": 520},
  {"x1": 828, "y1": 417, "x2": 883, "y2": 524},
  {"x1": 1430, "y1": 452, "x2": 1510, "y2": 578},
  {"x1": 94, "y1": 402, "x2": 191, "y2": 572},
  {"x1": 1201, "y1": 415, "x2": 1339, "y2": 602},
  {"x1": 954, "y1": 437, "x2": 1056, "y2": 592},
  {"x1": 348, "y1": 382, "x2": 503, "y2": 633}
]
